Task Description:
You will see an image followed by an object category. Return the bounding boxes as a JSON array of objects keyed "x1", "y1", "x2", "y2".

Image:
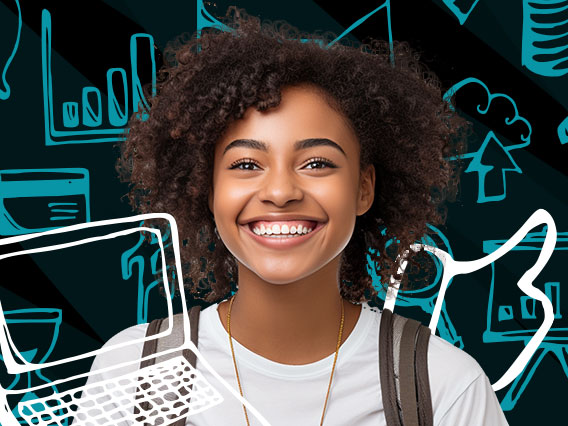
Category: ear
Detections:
[{"x1": 356, "y1": 164, "x2": 375, "y2": 216}]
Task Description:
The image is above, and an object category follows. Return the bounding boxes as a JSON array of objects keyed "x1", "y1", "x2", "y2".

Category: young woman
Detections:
[{"x1": 86, "y1": 7, "x2": 509, "y2": 426}]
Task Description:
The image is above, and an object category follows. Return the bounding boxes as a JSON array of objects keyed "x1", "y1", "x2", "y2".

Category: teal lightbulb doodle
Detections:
[
  {"x1": 522, "y1": 0, "x2": 568, "y2": 77},
  {"x1": 0, "y1": 0, "x2": 21, "y2": 100},
  {"x1": 0, "y1": 309, "x2": 67, "y2": 425},
  {"x1": 371, "y1": 224, "x2": 463, "y2": 348}
]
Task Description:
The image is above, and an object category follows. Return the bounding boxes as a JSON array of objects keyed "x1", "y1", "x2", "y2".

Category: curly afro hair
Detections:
[{"x1": 116, "y1": 6, "x2": 468, "y2": 304}]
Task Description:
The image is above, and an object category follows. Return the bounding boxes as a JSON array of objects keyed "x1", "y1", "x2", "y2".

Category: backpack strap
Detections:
[
  {"x1": 379, "y1": 308, "x2": 433, "y2": 426},
  {"x1": 138, "y1": 305, "x2": 202, "y2": 426}
]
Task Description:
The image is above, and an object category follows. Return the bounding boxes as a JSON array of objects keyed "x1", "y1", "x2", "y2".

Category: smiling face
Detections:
[{"x1": 209, "y1": 84, "x2": 375, "y2": 286}]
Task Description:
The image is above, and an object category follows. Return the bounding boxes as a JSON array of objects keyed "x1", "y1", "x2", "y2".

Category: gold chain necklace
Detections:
[{"x1": 227, "y1": 295, "x2": 345, "y2": 426}]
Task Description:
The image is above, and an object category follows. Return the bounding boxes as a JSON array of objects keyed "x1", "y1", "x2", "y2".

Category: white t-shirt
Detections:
[{"x1": 83, "y1": 303, "x2": 509, "y2": 425}]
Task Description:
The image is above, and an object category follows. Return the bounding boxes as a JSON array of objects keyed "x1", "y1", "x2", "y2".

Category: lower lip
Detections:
[{"x1": 240, "y1": 222, "x2": 325, "y2": 249}]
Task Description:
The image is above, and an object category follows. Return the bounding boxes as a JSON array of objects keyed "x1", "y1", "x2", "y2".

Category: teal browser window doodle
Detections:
[
  {"x1": 0, "y1": 168, "x2": 90, "y2": 236},
  {"x1": 41, "y1": 9, "x2": 156, "y2": 145},
  {"x1": 483, "y1": 229, "x2": 568, "y2": 411}
]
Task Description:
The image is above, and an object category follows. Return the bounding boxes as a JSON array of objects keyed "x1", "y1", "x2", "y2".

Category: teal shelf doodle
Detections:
[
  {"x1": 522, "y1": 0, "x2": 568, "y2": 77},
  {"x1": 0, "y1": 308, "x2": 67, "y2": 425},
  {"x1": 0, "y1": 0, "x2": 21, "y2": 101},
  {"x1": 441, "y1": 0, "x2": 481, "y2": 25},
  {"x1": 41, "y1": 9, "x2": 156, "y2": 145},
  {"x1": 443, "y1": 77, "x2": 532, "y2": 204},
  {"x1": 0, "y1": 168, "x2": 90, "y2": 236},
  {"x1": 483, "y1": 228, "x2": 568, "y2": 411},
  {"x1": 371, "y1": 224, "x2": 464, "y2": 348}
]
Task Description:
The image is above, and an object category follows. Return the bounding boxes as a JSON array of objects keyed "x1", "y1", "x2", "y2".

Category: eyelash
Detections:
[{"x1": 229, "y1": 157, "x2": 337, "y2": 170}]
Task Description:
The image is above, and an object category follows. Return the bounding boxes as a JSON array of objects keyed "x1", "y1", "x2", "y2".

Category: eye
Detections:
[
  {"x1": 229, "y1": 158, "x2": 261, "y2": 171},
  {"x1": 304, "y1": 157, "x2": 337, "y2": 170}
]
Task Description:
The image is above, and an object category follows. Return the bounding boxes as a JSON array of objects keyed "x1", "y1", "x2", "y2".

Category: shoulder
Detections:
[{"x1": 87, "y1": 323, "x2": 149, "y2": 381}]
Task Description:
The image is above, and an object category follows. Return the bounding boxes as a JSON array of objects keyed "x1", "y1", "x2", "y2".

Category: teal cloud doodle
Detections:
[
  {"x1": 0, "y1": 0, "x2": 21, "y2": 100},
  {"x1": 483, "y1": 228, "x2": 568, "y2": 411},
  {"x1": 443, "y1": 77, "x2": 532, "y2": 203},
  {"x1": 0, "y1": 168, "x2": 90, "y2": 236},
  {"x1": 41, "y1": 9, "x2": 156, "y2": 145},
  {"x1": 522, "y1": 0, "x2": 568, "y2": 77},
  {"x1": 441, "y1": 0, "x2": 480, "y2": 25}
]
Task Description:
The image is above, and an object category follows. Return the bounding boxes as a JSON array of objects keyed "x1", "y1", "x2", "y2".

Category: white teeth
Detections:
[{"x1": 251, "y1": 222, "x2": 317, "y2": 237}]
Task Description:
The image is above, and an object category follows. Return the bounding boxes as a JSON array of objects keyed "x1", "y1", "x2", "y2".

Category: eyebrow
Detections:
[{"x1": 222, "y1": 138, "x2": 346, "y2": 157}]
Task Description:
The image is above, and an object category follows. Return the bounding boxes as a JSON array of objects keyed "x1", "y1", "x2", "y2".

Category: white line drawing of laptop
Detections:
[
  {"x1": 0, "y1": 213, "x2": 271, "y2": 426},
  {"x1": 383, "y1": 208, "x2": 557, "y2": 392}
]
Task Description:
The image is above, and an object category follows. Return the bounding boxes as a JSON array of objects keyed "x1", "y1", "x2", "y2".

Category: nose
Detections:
[{"x1": 257, "y1": 166, "x2": 304, "y2": 207}]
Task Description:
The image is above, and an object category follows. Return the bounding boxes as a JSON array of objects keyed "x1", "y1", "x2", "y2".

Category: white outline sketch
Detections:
[
  {"x1": 384, "y1": 208, "x2": 557, "y2": 392},
  {"x1": 0, "y1": 209, "x2": 558, "y2": 422},
  {"x1": 0, "y1": 213, "x2": 271, "y2": 425}
]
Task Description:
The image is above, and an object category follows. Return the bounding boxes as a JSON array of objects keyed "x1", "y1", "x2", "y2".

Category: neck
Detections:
[{"x1": 217, "y1": 255, "x2": 362, "y2": 364}]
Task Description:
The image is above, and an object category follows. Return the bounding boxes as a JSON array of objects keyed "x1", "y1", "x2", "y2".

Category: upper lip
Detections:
[{"x1": 239, "y1": 214, "x2": 326, "y2": 224}]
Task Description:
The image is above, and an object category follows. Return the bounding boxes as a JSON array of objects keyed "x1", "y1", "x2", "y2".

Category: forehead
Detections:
[{"x1": 216, "y1": 85, "x2": 359, "y2": 153}]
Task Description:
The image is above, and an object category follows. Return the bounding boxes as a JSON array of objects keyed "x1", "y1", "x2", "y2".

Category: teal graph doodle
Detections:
[{"x1": 41, "y1": 9, "x2": 156, "y2": 145}]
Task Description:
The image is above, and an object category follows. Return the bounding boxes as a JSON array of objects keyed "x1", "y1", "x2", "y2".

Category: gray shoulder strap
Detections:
[
  {"x1": 379, "y1": 309, "x2": 433, "y2": 426},
  {"x1": 138, "y1": 305, "x2": 202, "y2": 426}
]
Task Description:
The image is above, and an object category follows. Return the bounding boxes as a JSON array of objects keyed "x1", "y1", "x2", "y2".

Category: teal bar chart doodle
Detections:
[{"x1": 41, "y1": 9, "x2": 156, "y2": 145}]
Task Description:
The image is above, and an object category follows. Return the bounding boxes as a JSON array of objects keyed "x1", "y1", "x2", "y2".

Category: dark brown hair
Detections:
[{"x1": 116, "y1": 7, "x2": 468, "y2": 304}]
